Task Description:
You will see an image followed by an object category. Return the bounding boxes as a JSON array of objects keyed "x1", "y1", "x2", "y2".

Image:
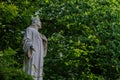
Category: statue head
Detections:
[{"x1": 31, "y1": 16, "x2": 41, "y2": 29}]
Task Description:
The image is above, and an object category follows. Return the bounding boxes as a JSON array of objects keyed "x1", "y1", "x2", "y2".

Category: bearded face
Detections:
[{"x1": 31, "y1": 17, "x2": 42, "y2": 29}]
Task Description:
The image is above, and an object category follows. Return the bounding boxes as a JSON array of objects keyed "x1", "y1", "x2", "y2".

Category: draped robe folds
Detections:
[{"x1": 23, "y1": 27, "x2": 47, "y2": 80}]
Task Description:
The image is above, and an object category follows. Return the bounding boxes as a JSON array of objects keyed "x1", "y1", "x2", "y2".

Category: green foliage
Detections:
[
  {"x1": 0, "y1": 48, "x2": 33, "y2": 80},
  {"x1": 0, "y1": 0, "x2": 120, "y2": 80}
]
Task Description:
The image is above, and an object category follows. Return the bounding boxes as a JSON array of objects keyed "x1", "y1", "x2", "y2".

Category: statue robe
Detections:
[{"x1": 23, "y1": 27, "x2": 47, "y2": 80}]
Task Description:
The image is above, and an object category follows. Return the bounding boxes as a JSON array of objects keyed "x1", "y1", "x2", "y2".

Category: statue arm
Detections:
[
  {"x1": 40, "y1": 34, "x2": 47, "y2": 57},
  {"x1": 43, "y1": 40, "x2": 47, "y2": 57},
  {"x1": 23, "y1": 28, "x2": 33, "y2": 53}
]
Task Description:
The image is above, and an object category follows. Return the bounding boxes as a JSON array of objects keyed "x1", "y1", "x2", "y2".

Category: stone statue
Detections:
[{"x1": 22, "y1": 16, "x2": 47, "y2": 80}]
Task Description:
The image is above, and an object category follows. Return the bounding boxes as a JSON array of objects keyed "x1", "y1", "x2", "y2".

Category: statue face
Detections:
[
  {"x1": 32, "y1": 17, "x2": 42, "y2": 29},
  {"x1": 37, "y1": 22, "x2": 42, "y2": 29}
]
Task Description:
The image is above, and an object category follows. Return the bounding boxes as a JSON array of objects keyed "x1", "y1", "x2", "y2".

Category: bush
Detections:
[{"x1": 0, "y1": 48, "x2": 33, "y2": 80}]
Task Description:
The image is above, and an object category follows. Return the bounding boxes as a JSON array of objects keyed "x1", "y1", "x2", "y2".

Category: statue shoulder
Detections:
[{"x1": 40, "y1": 33, "x2": 47, "y2": 41}]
